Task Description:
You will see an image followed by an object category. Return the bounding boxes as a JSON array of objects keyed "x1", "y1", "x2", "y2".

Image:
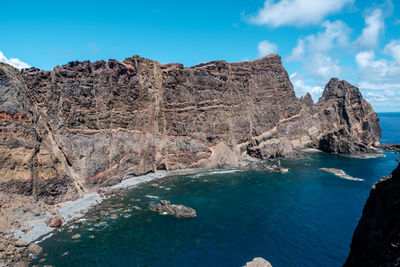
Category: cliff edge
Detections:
[
  {"x1": 0, "y1": 54, "x2": 381, "y2": 203},
  {"x1": 345, "y1": 163, "x2": 400, "y2": 267}
]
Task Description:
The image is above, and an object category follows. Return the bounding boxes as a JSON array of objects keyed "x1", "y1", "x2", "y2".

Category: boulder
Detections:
[
  {"x1": 27, "y1": 243, "x2": 43, "y2": 255},
  {"x1": 71, "y1": 234, "x2": 81, "y2": 240},
  {"x1": 48, "y1": 217, "x2": 62, "y2": 228},
  {"x1": 14, "y1": 240, "x2": 28, "y2": 247},
  {"x1": 243, "y1": 257, "x2": 272, "y2": 267},
  {"x1": 149, "y1": 200, "x2": 196, "y2": 218}
]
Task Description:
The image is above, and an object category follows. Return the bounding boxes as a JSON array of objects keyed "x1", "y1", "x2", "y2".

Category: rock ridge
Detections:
[{"x1": 0, "y1": 54, "x2": 381, "y2": 203}]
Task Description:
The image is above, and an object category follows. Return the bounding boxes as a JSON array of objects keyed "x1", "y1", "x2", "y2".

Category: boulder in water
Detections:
[
  {"x1": 149, "y1": 200, "x2": 196, "y2": 218},
  {"x1": 243, "y1": 257, "x2": 272, "y2": 267}
]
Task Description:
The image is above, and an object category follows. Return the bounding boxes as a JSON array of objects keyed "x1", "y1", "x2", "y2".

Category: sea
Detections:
[{"x1": 31, "y1": 112, "x2": 400, "y2": 267}]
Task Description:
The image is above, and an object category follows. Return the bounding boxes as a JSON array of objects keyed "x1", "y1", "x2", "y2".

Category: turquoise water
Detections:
[{"x1": 32, "y1": 113, "x2": 400, "y2": 267}]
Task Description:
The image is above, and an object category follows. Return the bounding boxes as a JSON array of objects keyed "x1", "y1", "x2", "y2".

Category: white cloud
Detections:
[
  {"x1": 0, "y1": 51, "x2": 30, "y2": 70},
  {"x1": 355, "y1": 50, "x2": 400, "y2": 83},
  {"x1": 287, "y1": 39, "x2": 305, "y2": 61},
  {"x1": 249, "y1": 0, "x2": 354, "y2": 27},
  {"x1": 287, "y1": 20, "x2": 350, "y2": 65},
  {"x1": 355, "y1": 42, "x2": 400, "y2": 109},
  {"x1": 366, "y1": 92, "x2": 387, "y2": 102},
  {"x1": 306, "y1": 20, "x2": 350, "y2": 53},
  {"x1": 357, "y1": 81, "x2": 400, "y2": 91},
  {"x1": 289, "y1": 72, "x2": 324, "y2": 101},
  {"x1": 384, "y1": 40, "x2": 400, "y2": 62},
  {"x1": 355, "y1": 9, "x2": 384, "y2": 48},
  {"x1": 257, "y1": 40, "x2": 278, "y2": 58},
  {"x1": 306, "y1": 53, "x2": 342, "y2": 80}
]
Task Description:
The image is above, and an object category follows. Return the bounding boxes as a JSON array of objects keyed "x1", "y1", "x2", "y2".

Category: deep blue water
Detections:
[{"x1": 32, "y1": 113, "x2": 400, "y2": 267}]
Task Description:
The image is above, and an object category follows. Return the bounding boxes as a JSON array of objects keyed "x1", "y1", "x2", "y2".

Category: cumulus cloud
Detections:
[
  {"x1": 384, "y1": 40, "x2": 400, "y2": 62},
  {"x1": 306, "y1": 53, "x2": 342, "y2": 80},
  {"x1": 355, "y1": 42, "x2": 400, "y2": 108},
  {"x1": 0, "y1": 51, "x2": 30, "y2": 70},
  {"x1": 355, "y1": 9, "x2": 384, "y2": 48},
  {"x1": 249, "y1": 0, "x2": 354, "y2": 27},
  {"x1": 287, "y1": 39, "x2": 305, "y2": 61},
  {"x1": 257, "y1": 40, "x2": 278, "y2": 58},
  {"x1": 355, "y1": 50, "x2": 400, "y2": 83},
  {"x1": 287, "y1": 20, "x2": 350, "y2": 62},
  {"x1": 289, "y1": 72, "x2": 324, "y2": 101}
]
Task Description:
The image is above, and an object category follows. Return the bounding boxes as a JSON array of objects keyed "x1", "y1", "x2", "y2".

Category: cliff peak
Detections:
[{"x1": 319, "y1": 78, "x2": 363, "y2": 102}]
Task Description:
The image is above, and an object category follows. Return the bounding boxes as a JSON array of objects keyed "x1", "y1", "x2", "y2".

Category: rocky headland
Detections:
[
  {"x1": 0, "y1": 54, "x2": 381, "y2": 204},
  {"x1": 345, "y1": 163, "x2": 400, "y2": 266},
  {"x1": 0, "y1": 53, "x2": 385, "y2": 264}
]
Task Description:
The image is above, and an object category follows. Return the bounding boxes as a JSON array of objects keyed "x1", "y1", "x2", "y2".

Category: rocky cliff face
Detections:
[
  {"x1": 345, "y1": 163, "x2": 400, "y2": 267},
  {"x1": 0, "y1": 54, "x2": 381, "y2": 203}
]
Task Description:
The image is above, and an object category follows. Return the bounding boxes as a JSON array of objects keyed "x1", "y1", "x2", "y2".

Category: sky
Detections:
[{"x1": 1, "y1": 0, "x2": 399, "y2": 111}]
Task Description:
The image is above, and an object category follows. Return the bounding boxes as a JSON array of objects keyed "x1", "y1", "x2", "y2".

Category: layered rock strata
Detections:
[
  {"x1": 345, "y1": 163, "x2": 400, "y2": 266},
  {"x1": 0, "y1": 54, "x2": 381, "y2": 203}
]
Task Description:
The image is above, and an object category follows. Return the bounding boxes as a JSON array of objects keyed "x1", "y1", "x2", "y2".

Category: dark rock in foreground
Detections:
[
  {"x1": 344, "y1": 163, "x2": 400, "y2": 267},
  {"x1": 149, "y1": 200, "x2": 196, "y2": 218},
  {"x1": 243, "y1": 257, "x2": 272, "y2": 267}
]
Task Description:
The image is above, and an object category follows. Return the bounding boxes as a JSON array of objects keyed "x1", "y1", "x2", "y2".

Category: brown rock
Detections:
[
  {"x1": 345, "y1": 163, "x2": 400, "y2": 266},
  {"x1": 14, "y1": 240, "x2": 28, "y2": 247},
  {"x1": 71, "y1": 234, "x2": 81, "y2": 240},
  {"x1": 48, "y1": 217, "x2": 62, "y2": 228},
  {"x1": 149, "y1": 200, "x2": 196, "y2": 218},
  {"x1": 13, "y1": 262, "x2": 30, "y2": 267},
  {"x1": 28, "y1": 243, "x2": 43, "y2": 255},
  {"x1": 0, "y1": 55, "x2": 380, "y2": 203},
  {"x1": 243, "y1": 257, "x2": 273, "y2": 267}
]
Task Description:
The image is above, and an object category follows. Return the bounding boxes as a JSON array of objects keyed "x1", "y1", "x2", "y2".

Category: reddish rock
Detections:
[
  {"x1": 0, "y1": 55, "x2": 381, "y2": 203},
  {"x1": 48, "y1": 217, "x2": 62, "y2": 228}
]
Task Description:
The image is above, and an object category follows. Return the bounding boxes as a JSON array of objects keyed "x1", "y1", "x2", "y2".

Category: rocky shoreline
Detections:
[
  {"x1": 0, "y1": 165, "x2": 255, "y2": 266},
  {"x1": 0, "y1": 53, "x2": 392, "y2": 266}
]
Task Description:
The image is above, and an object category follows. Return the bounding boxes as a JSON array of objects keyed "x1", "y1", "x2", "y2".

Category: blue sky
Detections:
[{"x1": 1, "y1": 0, "x2": 399, "y2": 111}]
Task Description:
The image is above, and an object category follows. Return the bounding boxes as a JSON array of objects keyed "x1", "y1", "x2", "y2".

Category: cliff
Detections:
[
  {"x1": 344, "y1": 163, "x2": 400, "y2": 267},
  {"x1": 0, "y1": 54, "x2": 381, "y2": 203}
]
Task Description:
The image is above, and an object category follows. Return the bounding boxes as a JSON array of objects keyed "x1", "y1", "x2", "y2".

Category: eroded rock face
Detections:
[
  {"x1": 316, "y1": 78, "x2": 381, "y2": 154},
  {"x1": 344, "y1": 163, "x2": 400, "y2": 267},
  {"x1": 0, "y1": 54, "x2": 381, "y2": 202}
]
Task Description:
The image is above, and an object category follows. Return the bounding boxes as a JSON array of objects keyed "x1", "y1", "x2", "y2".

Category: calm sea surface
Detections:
[{"x1": 32, "y1": 113, "x2": 400, "y2": 267}]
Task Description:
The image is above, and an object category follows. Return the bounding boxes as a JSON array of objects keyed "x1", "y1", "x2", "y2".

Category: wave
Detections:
[
  {"x1": 190, "y1": 169, "x2": 239, "y2": 178},
  {"x1": 146, "y1": 195, "x2": 160, "y2": 199}
]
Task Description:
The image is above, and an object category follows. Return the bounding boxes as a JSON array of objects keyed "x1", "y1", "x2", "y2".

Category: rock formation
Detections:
[
  {"x1": 344, "y1": 163, "x2": 400, "y2": 267},
  {"x1": 243, "y1": 257, "x2": 272, "y2": 267},
  {"x1": 149, "y1": 200, "x2": 196, "y2": 218},
  {"x1": 0, "y1": 54, "x2": 381, "y2": 203}
]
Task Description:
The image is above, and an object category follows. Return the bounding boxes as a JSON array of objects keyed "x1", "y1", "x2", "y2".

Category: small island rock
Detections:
[{"x1": 149, "y1": 200, "x2": 196, "y2": 218}]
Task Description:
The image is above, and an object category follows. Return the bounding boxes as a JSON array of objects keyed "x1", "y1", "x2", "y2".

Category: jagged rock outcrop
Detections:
[
  {"x1": 0, "y1": 54, "x2": 381, "y2": 203},
  {"x1": 316, "y1": 78, "x2": 381, "y2": 154},
  {"x1": 345, "y1": 163, "x2": 400, "y2": 267}
]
